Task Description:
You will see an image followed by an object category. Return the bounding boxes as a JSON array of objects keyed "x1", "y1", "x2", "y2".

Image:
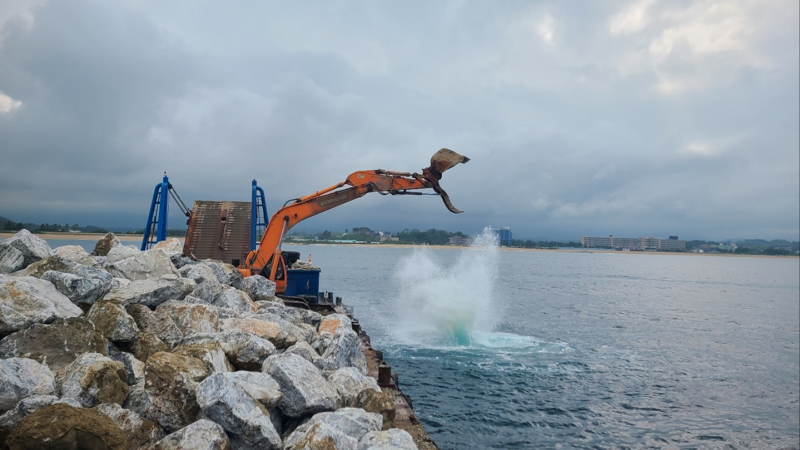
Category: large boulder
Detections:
[
  {"x1": 58, "y1": 353, "x2": 129, "y2": 408},
  {"x1": 92, "y1": 233, "x2": 121, "y2": 257},
  {"x1": 318, "y1": 314, "x2": 353, "y2": 335},
  {"x1": 284, "y1": 340, "x2": 323, "y2": 369},
  {"x1": 0, "y1": 244, "x2": 24, "y2": 274},
  {"x1": 2, "y1": 229, "x2": 51, "y2": 268},
  {"x1": 358, "y1": 428, "x2": 418, "y2": 450},
  {"x1": 103, "y1": 276, "x2": 195, "y2": 308},
  {"x1": 153, "y1": 238, "x2": 183, "y2": 252},
  {"x1": 0, "y1": 317, "x2": 107, "y2": 373},
  {"x1": 328, "y1": 367, "x2": 381, "y2": 408},
  {"x1": 211, "y1": 288, "x2": 257, "y2": 313},
  {"x1": 353, "y1": 389, "x2": 396, "y2": 430},
  {"x1": 284, "y1": 408, "x2": 382, "y2": 449},
  {"x1": 6, "y1": 403, "x2": 126, "y2": 450},
  {"x1": 150, "y1": 419, "x2": 230, "y2": 450},
  {"x1": 0, "y1": 395, "x2": 75, "y2": 447},
  {"x1": 257, "y1": 304, "x2": 321, "y2": 328},
  {"x1": 284, "y1": 422, "x2": 357, "y2": 450},
  {"x1": 109, "y1": 352, "x2": 145, "y2": 386},
  {"x1": 127, "y1": 304, "x2": 183, "y2": 349},
  {"x1": 107, "y1": 248, "x2": 179, "y2": 281},
  {"x1": 86, "y1": 300, "x2": 140, "y2": 343},
  {"x1": 0, "y1": 275, "x2": 83, "y2": 338},
  {"x1": 219, "y1": 317, "x2": 297, "y2": 349},
  {"x1": 180, "y1": 264, "x2": 226, "y2": 303},
  {"x1": 13, "y1": 256, "x2": 114, "y2": 307},
  {"x1": 320, "y1": 327, "x2": 367, "y2": 374},
  {"x1": 199, "y1": 260, "x2": 243, "y2": 288},
  {"x1": 172, "y1": 341, "x2": 233, "y2": 374},
  {"x1": 94, "y1": 402, "x2": 165, "y2": 450},
  {"x1": 144, "y1": 351, "x2": 210, "y2": 432},
  {"x1": 261, "y1": 353, "x2": 340, "y2": 418},
  {"x1": 0, "y1": 358, "x2": 56, "y2": 413},
  {"x1": 129, "y1": 332, "x2": 169, "y2": 362},
  {"x1": 251, "y1": 312, "x2": 313, "y2": 345},
  {"x1": 195, "y1": 373, "x2": 282, "y2": 450},
  {"x1": 179, "y1": 331, "x2": 276, "y2": 371},
  {"x1": 52, "y1": 245, "x2": 101, "y2": 268},
  {"x1": 238, "y1": 275, "x2": 276, "y2": 300},
  {"x1": 104, "y1": 245, "x2": 140, "y2": 265},
  {"x1": 155, "y1": 301, "x2": 219, "y2": 336}
]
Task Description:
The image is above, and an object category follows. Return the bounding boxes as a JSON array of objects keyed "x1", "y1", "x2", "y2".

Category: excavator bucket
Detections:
[{"x1": 423, "y1": 148, "x2": 469, "y2": 214}]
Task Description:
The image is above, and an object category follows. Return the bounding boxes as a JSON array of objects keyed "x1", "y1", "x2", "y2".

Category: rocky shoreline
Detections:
[{"x1": 0, "y1": 229, "x2": 430, "y2": 450}]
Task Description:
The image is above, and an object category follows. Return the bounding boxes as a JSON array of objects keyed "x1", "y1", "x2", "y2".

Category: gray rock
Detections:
[
  {"x1": 212, "y1": 287, "x2": 257, "y2": 313},
  {"x1": 200, "y1": 260, "x2": 244, "y2": 287},
  {"x1": 107, "y1": 248, "x2": 179, "y2": 281},
  {"x1": 219, "y1": 317, "x2": 297, "y2": 349},
  {"x1": 318, "y1": 314, "x2": 353, "y2": 335},
  {"x1": 170, "y1": 253, "x2": 195, "y2": 270},
  {"x1": 92, "y1": 232, "x2": 121, "y2": 256},
  {"x1": 129, "y1": 332, "x2": 169, "y2": 362},
  {"x1": 172, "y1": 341, "x2": 233, "y2": 374},
  {"x1": 2, "y1": 229, "x2": 51, "y2": 268},
  {"x1": 122, "y1": 382, "x2": 151, "y2": 418},
  {"x1": 257, "y1": 304, "x2": 321, "y2": 328},
  {"x1": 105, "y1": 244, "x2": 140, "y2": 264},
  {"x1": 0, "y1": 274, "x2": 83, "y2": 338},
  {"x1": 181, "y1": 264, "x2": 227, "y2": 303},
  {"x1": 285, "y1": 408, "x2": 381, "y2": 449},
  {"x1": 156, "y1": 300, "x2": 219, "y2": 336},
  {"x1": 238, "y1": 275, "x2": 276, "y2": 300},
  {"x1": 150, "y1": 419, "x2": 231, "y2": 450},
  {"x1": 353, "y1": 389, "x2": 396, "y2": 429},
  {"x1": 153, "y1": 238, "x2": 183, "y2": 252},
  {"x1": 144, "y1": 351, "x2": 210, "y2": 432},
  {"x1": 0, "y1": 317, "x2": 106, "y2": 373},
  {"x1": 104, "y1": 276, "x2": 196, "y2": 308},
  {"x1": 41, "y1": 270, "x2": 112, "y2": 307},
  {"x1": 196, "y1": 372, "x2": 282, "y2": 450},
  {"x1": 357, "y1": 428, "x2": 418, "y2": 450},
  {"x1": 0, "y1": 358, "x2": 56, "y2": 412},
  {"x1": 127, "y1": 303, "x2": 184, "y2": 349},
  {"x1": 0, "y1": 244, "x2": 24, "y2": 274},
  {"x1": 58, "y1": 352, "x2": 129, "y2": 407},
  {"x1": 95, "y1": 402, "x2": 166, "y2": 450},
  {"x1": 320, "y1": 327, "x2": 367, "y2": 374},
  {"x1": 12, "y1": 255, "x2": 114, "y2": 306},
  {"x1": 87, "y1": 300, "x2": 140, "y2": 343},
  {"x1": 327, "y1": 367, "x2": 381, "y2": 407},
  {"x1": 285, "y1": 422, "x2": 357, "y2": 450},
  {"x1": 285, "y1": 340, "x2": 323, "y2": 369},
  {"x1": 250, "y1": 312, "x2": 312, "y2": 346},
  {"x1": 225, "y1": 371, "x2": 283, "y2": 409},
  {"x1": 179, "y1": 331, "x2": 276, "y2": 371},
  {"x1": 261, "y1": 353, "x2": 340, "y2": 418},
  {"x1": 110, "y1": 352, "x2": 145, "y2": 385},
  {"x1": 311, "y1": 331, "x2": 334, "y2": 356},
  {"x1": 52, "y1": 244, "x2": 102, "y2": 268}
]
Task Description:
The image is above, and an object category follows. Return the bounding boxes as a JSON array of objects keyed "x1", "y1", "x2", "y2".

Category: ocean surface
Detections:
[{"x1": 48, "y1": 237, "x2": 800, "y2": 449}]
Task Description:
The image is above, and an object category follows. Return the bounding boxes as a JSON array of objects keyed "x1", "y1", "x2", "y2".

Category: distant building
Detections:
[
  {"x1": 581, "y1": 235, "x2": 686, "y2": 251},
  {"x1": 493, "y1": 228, "x2": 513, "y2": 246}
]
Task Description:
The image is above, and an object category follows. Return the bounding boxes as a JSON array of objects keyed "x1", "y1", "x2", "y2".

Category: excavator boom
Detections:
[{"x1": 240, "y1": 148, "x2": 469, "y2": 294}]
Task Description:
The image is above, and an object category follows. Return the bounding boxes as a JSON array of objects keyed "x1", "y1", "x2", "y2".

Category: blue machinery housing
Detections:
[{"x1": 142, "y1": 176, "x2": 269, "y2": 252}]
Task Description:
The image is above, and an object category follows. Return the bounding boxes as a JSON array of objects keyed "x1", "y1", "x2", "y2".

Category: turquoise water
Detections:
[{"x1": 45, "y1": 237, "x2": 800, "y2": 448}]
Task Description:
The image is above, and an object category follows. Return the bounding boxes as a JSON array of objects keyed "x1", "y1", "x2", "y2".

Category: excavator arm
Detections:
[{"x1": 240, "y1": 148, "x2": 469, "y2": 293}]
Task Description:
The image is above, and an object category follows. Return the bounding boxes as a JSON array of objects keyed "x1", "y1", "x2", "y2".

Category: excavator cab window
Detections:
[{"x1": 262, "y1": 254, "x2": 286, "y2": 281}]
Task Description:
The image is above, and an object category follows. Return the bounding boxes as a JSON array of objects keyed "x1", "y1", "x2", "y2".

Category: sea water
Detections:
[
  {"x1": 284, "y1": 235, "x2": 800, "y2": 450},
  {"x1": 45, "y1": 236, "x2": 800, "y2": 448}
]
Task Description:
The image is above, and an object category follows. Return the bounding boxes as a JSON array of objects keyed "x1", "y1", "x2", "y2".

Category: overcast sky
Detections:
[{"x1": 1, "y1": 0, "x2": 797, "y2": 241}]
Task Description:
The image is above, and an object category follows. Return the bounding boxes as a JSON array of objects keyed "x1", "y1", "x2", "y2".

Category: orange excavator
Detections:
[{"x1": 239, "y1": 148, "x2": 469, "y2": 294}]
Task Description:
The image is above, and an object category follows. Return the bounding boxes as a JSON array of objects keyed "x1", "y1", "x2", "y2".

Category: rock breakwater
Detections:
[{"x1": 0, "y1": 230, "x2": 419, "y2": 450}]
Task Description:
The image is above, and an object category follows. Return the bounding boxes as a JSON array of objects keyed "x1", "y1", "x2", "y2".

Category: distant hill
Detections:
[{"x1": 0, "y1": 215, "x2": 10, "y2": 226}]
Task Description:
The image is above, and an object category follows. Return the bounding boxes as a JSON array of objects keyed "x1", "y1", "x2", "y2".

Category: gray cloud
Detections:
[{"x1": 0, "y1": 0, "x2": 797, "y2": 241}]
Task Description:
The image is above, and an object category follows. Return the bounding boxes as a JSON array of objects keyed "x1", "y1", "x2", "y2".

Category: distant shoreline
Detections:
[{"x1": 1, "y1": 231, "x2": 795, "y2": 259}]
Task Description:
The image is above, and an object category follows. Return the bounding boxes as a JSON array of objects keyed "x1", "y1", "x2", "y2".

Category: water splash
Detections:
[{"x1": 393, "y1": 227, "x2": 499, "y2": 346}]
